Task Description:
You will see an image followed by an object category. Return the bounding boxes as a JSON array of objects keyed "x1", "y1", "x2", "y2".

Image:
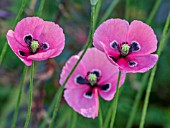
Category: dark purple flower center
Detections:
[
  {"x1": 110, "y1": 40, "x2": 140, "y2": 67},
  {"x1": 75, "y1": 70, "x2": 110, "y2": 98},
  {"x1": 18, "y1": 34, "x2": 49, "y2": 56}
]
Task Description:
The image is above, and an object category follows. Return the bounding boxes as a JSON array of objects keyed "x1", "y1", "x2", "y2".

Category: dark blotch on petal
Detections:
[
  {"x1": 130, "y1": 41, "x2": 140, "y2": 52},
  {"x1": 100, "y1": 84, "x2": 110, "y2": 91},
  {"x1": 110, "y1": 41, "x2": 119, "y2": 50},
  {"x1": 41, "y1": 43, "x2": 49, "y2": 50},
  {"x1": 19, "y1": 51, "x2": 26, "y2": 56},
  {"x1": 92, "y1": 70, "x2": 100, "y2": 77},
  {"x1": 85, "y1": 91, "x2": 93, "y2": 97},
  {"x1": 76, "y1": 76, "x2": 87, "y2": 84},
  {"x1": 110, "y1": 56, "x2": 118, "y2": 63},
  {"x1": 24, "y1": 35, "x2": 33, "y2": 45},
  {"x1": 128, "y1": 60, "x2": 137, "y2": 67}
]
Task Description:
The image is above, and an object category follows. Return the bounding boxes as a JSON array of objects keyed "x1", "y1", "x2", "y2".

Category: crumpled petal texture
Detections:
[
  {"x1": 60, "y1": 48, "x2": 125, "y2": 118},
  {"x1": 93, "y1": 18, "x2": 158, "y2": 73},
  {"x1": 6, "y1": 17, "x2": 65, "y2": 66}
]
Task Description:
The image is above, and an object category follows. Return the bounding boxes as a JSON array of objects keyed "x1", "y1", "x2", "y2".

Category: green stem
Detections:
[
  {"x1": 99, "y1": 106, "x2": 103, "y2": 128},
  {"x1": 125, "y1": 0, "x2": 130, "y2": 20},
  {"x1": 125, "y1": 1, "x2": 162, "y2": 127},
  {"x1": 37, "y1": 0, "x2": 46, "y2": 17},
  {"x1": 70, "y1": 111, "x2": 77, "y2": 128},
  {"x1": 99, "y1": 0, "x2": 119, "y2": 24},
  {"x1": 11, "y1": 66, "x2": 28, "y2": 128},
  {"x1": 0, "y1": 0, "x2": 27, "y2": 65},
  {"x1": 139, "y1": 13, "x2": 170, "y2": 128},
  {"x1": 48, "y1": 4, "x2": 96, "y2": 128},
  {"x1": 109, "y1": 71, "x2": 122, "y2": 128},
  {"x1": 39, "y1": 92, "x2": 58, "y2": 128},
  {"x1": 95, "y1": 0, "x2": 102, "y2": 27},
  {"x1": 24, "y1": 62, "x2": 34, "y2": 128},
  {"x1": 125, "y1": 72, "x2": 149, "y2": 128},
  {"x1": 146, "y1": 0, "x2": 162, "y2": 25}
]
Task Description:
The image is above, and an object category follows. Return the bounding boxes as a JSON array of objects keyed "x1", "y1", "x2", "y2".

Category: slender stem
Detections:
[
  {"x1": 99, "y1": 0, "x2": 119, "y2": 24},
  {"x1": 125, "y1": 1, "x2": 162, "y2": 127},
  {"x1": 146, "y1": 0, "x2": 162, "y2": 25},
  {"x1": 70, "y1": 111, "x2": 77, "y2": 128},
  {"x1": 95, "y1": 0, "x2": 102, "y2": 27},
  {"x1": 0, "y1": 0, "x2": 27, "y2": 65},
  {"x1": 109, "y1": 71, "x2": 122, "y2": 128},
  {"x1": 103, "y1": 103, "x2": 113, "y2": 128},
  {"x1": 99, "y1": 106, "x2": 103, "y2": 128},
  {"x1": 139, "y1": 13, "x2": 170, "y2": 128},
  {"x1": 11, "y1": 66, "x2": 28, "y2": 128},
  {"x1": 24, "y1": 62, "x2": 34, "y2": 128},
  {"x1": 125, "y1": 0, "x2": 130, "y2": 20},
  {"x1": 125, "y1": 72, "x2": 149, "y2": 128},
  {"x1": 37, "y1": 0, "x2": 46, "y2": 17},
  {"x1": 48, "y1": 4, "x2": 96, "y2": 128},
  {"x1": 39, "y1": 93, "x2": 58, "y2": 128}
]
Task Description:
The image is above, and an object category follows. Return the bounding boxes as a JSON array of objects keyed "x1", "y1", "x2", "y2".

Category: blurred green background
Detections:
[{"x1": 0, "y1": 0, "x2": 170, "y2": 128}]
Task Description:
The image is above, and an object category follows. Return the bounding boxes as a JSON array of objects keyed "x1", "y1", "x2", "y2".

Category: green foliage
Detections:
[{"x1": 0, "y1": 0, "x2": 170, "y2": 128}]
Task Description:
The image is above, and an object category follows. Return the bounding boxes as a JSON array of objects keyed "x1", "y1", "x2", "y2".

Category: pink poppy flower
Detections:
[
  {"x1": 93, "y1": 18, "x2": 158, "y2": 73},
  {"x1": 60, "y1": 48, "x2": 126, "y2": 118},
  {"x1": 6, "y1": 17, "x2": 65, "y2": 66}
]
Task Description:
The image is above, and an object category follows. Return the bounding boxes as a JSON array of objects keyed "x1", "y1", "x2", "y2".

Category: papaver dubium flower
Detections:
[
  {"x1": 60, "y1": 48, "x2": 126, "y2": 118},
  {"x1": 93, "y1": 18, "x2": 158, "y2": 73},
  {"x1": 6, "y1": 17, "x2": 65, "y2": 66}
]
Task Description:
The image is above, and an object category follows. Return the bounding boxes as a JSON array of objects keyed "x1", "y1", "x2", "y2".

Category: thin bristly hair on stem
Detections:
[
  {"x1": 125, "y1": 1, "x2": 162, "y2": 128},
  {"x1": 48, "y1": 4, "x2": 96, "y2": 128},
  {"x1": 0, "y1": 0, "x2": 27, "y2": 65},
  {"x1": 139, "y1": 13, "x2": 170, "y2": 128},
  {"x1": 24, "y1": 61, "x2": 35, "y2": 128}
]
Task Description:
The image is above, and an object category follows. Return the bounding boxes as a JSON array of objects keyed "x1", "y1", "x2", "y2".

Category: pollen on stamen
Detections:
[
  {"x1": 88, "y1": 73, "x2": 97, "y2": 86},
  {"x1": 121, "y1": 44, "x2": 130, "y2": 56},
  {"x1": 30, "y1": 41, "x2": 39, "y2": 53}
]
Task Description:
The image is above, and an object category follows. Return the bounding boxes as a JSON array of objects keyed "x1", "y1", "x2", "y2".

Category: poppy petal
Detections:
[
  {"x1": 127, "y1": 20, "x2": 157, "y2": 56},
  {"x1": 14, "y1": 17, "x2": 44, "y2": 46},
  {"x1": 118, "y1": 54, "x2": 158, "y2": 73},
  {"x1": 6, "y1": 30, "x2": 32, "y2": 66},
  {"x1": 93, "y1": 18, "x2": 129, "y2": 57},
  {"x1": 64, "y1": 87, "x2": 99, "y2": 118}
]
